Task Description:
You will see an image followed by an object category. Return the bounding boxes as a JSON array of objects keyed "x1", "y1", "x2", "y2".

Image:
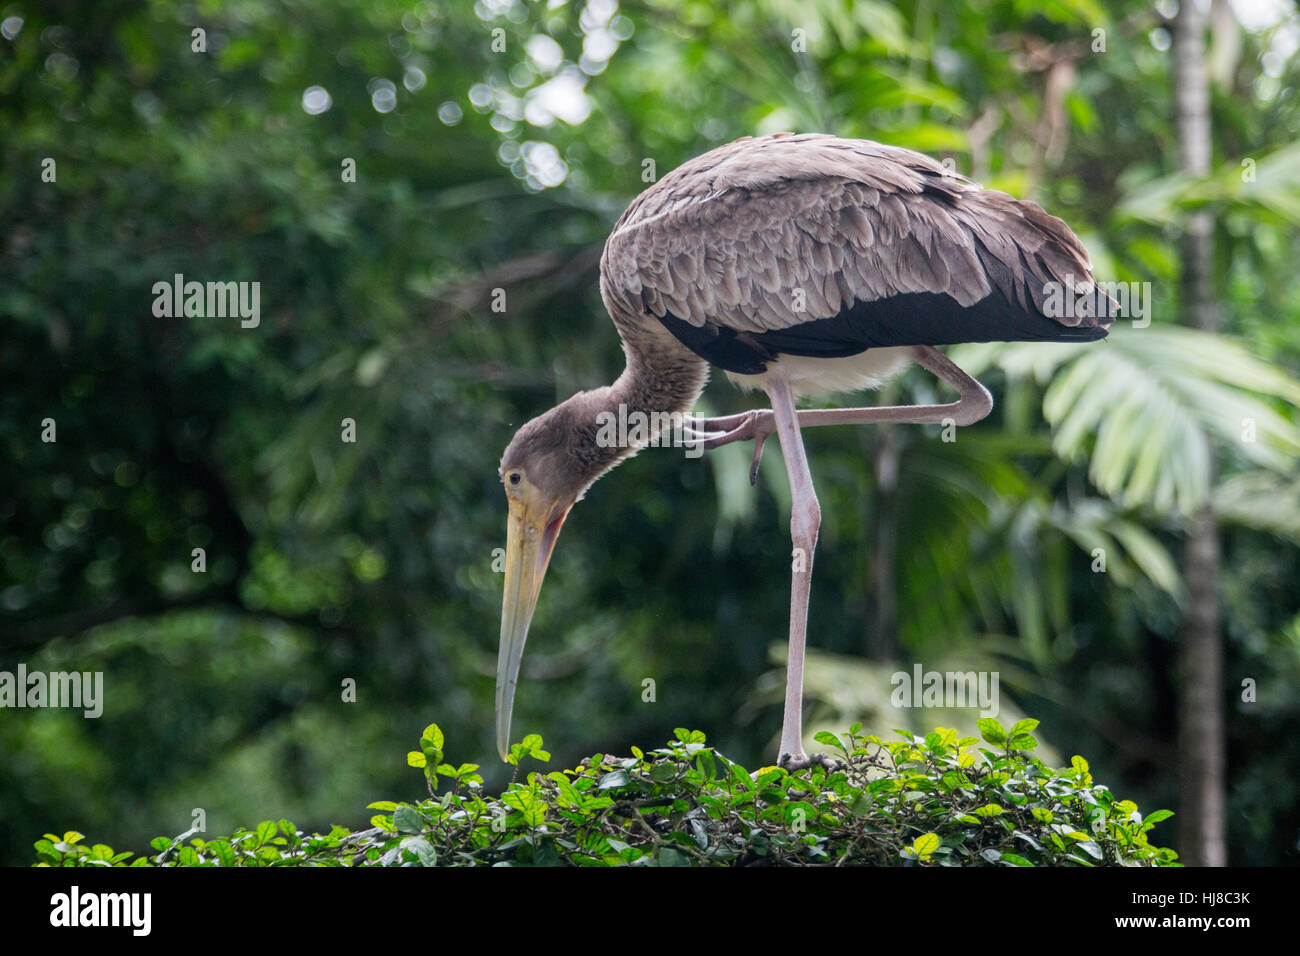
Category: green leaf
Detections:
[
  {"x1": 551, "y1": 773, "x2": 583, "y2": 807},
  {"x1": 729, "y1": 763, "x2": 752, "y2": 789},
  {"x1": 1008, "y1": 718, "x2": 1039, "y2": 738},
  {"x1": 422, "y1": 723, "x2": 445, "y2": 751},
  {"x1": 393, "y1": 806, "x2": 423, "y2": 835},
  {"x1": 976, "y1": 718, "x2": 1007, "y2": 745},
  {"x1": 256, "y1": 845, "x2": 281, "y2": 864},
  {"x1": 211, "y1": 841, "x2": 235, "y2": 867},
  {"x1": 695, "y1": 750, "x2": 717, "y2": 782},
  {"x1": 408, "y1": 838, "x2": 438, "y2": 867},
  {"x1": 598, "y1": 770, "x2": 630, "y2": 789},
  {"x1": 650, "y1": 762, "x2": 677, "y2": 782},
  {"x1": 531, "y1": 840, "x2": 559, "y2": 866},
  {"x1": 1075, "y1": 840, "x2": 1103, "y2": 860},
  {"x1": 911, "y1": 833, "x2": 940, "y2": 860},
  {"x1": 754, "y1": 769, "x2": 784, "y2": 788}
]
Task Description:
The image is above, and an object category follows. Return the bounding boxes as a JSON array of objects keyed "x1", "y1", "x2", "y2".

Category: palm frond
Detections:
[
  {"x1": 1215, "y1": 471, "x2": 1300, "y2": 542},
  {"x1": 955, "y1": 325, "x2": 1300, "y2": 515}
]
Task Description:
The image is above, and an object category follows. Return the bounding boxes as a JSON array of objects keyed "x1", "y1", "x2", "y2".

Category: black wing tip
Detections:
[
  {"x1": 1052, "y1": 321, "x2": 1110, "y2": 342},
  {"x1": 656, "y1": 291, "x2": 1112, "y2": 376},
  {"x1": 657, "y1": 310, "x2": 774, "y2": 374}
]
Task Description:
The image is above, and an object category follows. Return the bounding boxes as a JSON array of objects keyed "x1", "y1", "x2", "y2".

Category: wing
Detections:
[{"x1": 600, "y1": 133, "x2": 1113, "y2": 374}]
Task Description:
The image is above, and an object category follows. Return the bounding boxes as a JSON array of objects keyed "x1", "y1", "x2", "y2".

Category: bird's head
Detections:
[{"x1": 494, "y1": 391, "x2": 626, "y2": 761}]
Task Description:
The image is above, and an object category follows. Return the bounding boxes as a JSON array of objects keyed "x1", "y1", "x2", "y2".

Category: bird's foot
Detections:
[
  {"x1": 683, "y1": 409, "x2": 775, "y2": 484},
  {"x1": 747, "y1": 431, "x2": 768, "y2": 484},
  {"x1": 778, "y1": 751, "x2": 846, "y2": 773}
]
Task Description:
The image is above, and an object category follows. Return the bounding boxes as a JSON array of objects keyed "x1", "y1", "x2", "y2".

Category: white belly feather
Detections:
[{"x1": 724, "y1": 346, "x2": 914, "y2": 400}]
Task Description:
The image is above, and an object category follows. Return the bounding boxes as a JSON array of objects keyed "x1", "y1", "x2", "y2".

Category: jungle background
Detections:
[{"x1": 3, "y1": 0, "x2": 1299, "y2": 867}]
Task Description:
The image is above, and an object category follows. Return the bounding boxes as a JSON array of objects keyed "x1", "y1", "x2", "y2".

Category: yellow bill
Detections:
[{"x1": 496, "y1": 485, "x2": 569, "y2": 761}]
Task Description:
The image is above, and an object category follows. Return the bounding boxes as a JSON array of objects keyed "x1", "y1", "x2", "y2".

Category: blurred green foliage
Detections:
[{"x1": 2, "y1": 0, "x2": 1298, "y2": 866}]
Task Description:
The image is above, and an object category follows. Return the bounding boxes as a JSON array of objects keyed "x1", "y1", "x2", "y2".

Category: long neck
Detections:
[
  {"x1": 559, "y1": 320, "x2": 709, "y2": 487},
  {"x1": 607, "y1": 316, "x2": 709, "y2": 419}
]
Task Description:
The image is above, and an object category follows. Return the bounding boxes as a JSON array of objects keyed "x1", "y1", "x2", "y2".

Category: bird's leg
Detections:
[
  {"x1": 765, "y1": 376, "x2": 841, "y2": 773},
  {"x1": 792, "y1": 346, "x2": 993, "y2": 429},
  {"x1": 686, "y1": 346, "x2": 992, "y2": 467},
  {"x1": 700, "y1": 347, "x2": 991, "y2": 770}
]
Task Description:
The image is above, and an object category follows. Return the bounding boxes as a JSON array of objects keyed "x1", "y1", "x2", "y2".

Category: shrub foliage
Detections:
[{"x1": 34, "y1": 720, "x2": 1177, "y2": 867}]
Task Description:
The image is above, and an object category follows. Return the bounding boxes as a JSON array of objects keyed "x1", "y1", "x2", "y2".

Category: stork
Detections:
[{"x1": 495, "y1": 133, "x2": 1112, "y2": 768}]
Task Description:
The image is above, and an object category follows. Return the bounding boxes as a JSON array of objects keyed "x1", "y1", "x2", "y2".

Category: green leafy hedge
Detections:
[{"x1": 33, "y1": 719, "x2": 1177, "y2": 867}]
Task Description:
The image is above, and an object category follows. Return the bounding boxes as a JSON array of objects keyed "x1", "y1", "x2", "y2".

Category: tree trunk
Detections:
[{"x1": 1173, "y1": 0, "x2": 1227, "y2": 868}]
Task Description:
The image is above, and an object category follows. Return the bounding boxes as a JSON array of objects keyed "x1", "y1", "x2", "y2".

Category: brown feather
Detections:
[{"x1": 601, "y1": 132, "x2": 1112, "y2": 340}]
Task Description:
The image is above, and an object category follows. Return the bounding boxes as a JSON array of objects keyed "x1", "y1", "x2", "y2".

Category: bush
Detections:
[{"x1": 33, "y1": 719, "x2": 1177, "y2": 867}]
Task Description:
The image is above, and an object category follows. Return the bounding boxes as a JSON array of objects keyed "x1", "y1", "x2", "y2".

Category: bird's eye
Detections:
[{"x1": 509, "y1": 472, "x2": 521, "y2": 486}]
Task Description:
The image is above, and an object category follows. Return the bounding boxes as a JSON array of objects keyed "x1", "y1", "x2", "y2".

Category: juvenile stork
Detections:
[{"x1": 496, "y1": 133, "x2": 1112, "y2": 767}]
